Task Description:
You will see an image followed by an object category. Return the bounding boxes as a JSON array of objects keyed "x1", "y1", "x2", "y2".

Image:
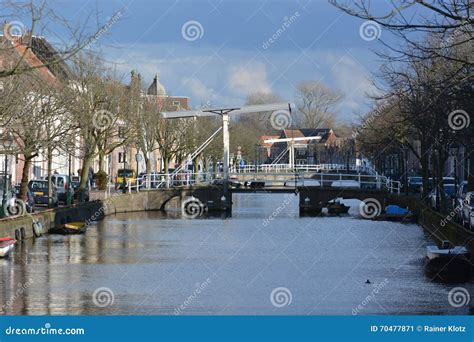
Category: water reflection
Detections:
[{"x1": 1, "y1": 194, "x2": 473, "y2": 315}]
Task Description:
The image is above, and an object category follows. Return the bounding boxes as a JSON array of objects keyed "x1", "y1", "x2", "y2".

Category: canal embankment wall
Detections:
[
  {"x1": 0, "y1": 188, "x2": 225, "y2": 241},
  {"x1": 1, "y1": 190, "x2": 472, "y2": 250}
]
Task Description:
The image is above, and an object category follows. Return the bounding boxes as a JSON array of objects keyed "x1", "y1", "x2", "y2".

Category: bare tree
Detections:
[
  {"x1": 295, "y1": 81, "x2": 343, "y2": 128},
  {"x1": 68, "y1": 53, "x2": 131, "y2": 198},
  {"x1": 0, "y1": 0, "x2": 124, "y2": 78},
  {"x1": 5, "y1": 74, "x2": 70, "y2": 202},
  {"x1": 329, "y1": 0, "x2": 473, "y2": 66}
]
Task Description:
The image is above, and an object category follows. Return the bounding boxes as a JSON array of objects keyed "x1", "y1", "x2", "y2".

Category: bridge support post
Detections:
[{"x1": 222, "y1": 113, "x2": 229, "y2": 192}]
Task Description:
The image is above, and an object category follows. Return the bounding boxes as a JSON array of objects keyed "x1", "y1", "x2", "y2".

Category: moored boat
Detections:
[
  {"x1": 326, "y1": 200, "x2": 350, "y2": 215},
  {"x1": 0, "y1": 237, "x2": 17, "y2": 258},
  {"x1": 425, "y1": 241, "x2": 471, "y2": 282},
  {"x1": 372, "y1": 205, "x2": 415, "y2": 222},
  {"x1": 49, "y1": 222, "x2": 86, "y2": 235}
]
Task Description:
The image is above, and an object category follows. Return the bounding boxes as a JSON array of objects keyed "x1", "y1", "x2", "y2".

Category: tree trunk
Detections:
[
  {"x1": 47, "y1": 147, "x2": 53, "y2": 208},
  {"x1": 79, "y1": 155, "x2": 93, "y2": 202},
  {"x1": 98, "y1": 152, "x2": 105, "y2": 173},
  {"x1": 420, "y1": 140, "x2": 430, "y2": 199},
  {"x1": 193, "y1": 156, "x2": 200, "y2": 181},
  {"x1": 145, "y1": 156, "x2": 151, "y2": 188},
  {"x1": 20, "y1": 154, "x2": 34, "y2": 202},
  {"x1": 437, "y1": 149, "x2": 447, "y2": 211},
  {"x1": 468, "y1": 141, "x2": 474, "y2": 192},
  {"x1": 163, "y1": 157, "x2": 169, "y2": 174}
]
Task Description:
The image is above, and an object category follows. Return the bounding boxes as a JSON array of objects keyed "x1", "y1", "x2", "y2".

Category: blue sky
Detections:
[{"x1": 46, "y1": 0, "x2": 402, "y2": 123}]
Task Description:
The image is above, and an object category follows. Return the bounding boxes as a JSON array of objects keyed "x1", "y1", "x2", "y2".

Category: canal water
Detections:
[{"x1": 1, "y1": 193, "x2": 473, "y2": 315}]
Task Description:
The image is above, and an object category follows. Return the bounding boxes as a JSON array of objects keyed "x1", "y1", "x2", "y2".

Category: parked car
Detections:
[
  {"x1": 74, "y1": 186, "x2": 90, "y2": 202},
  {"x1": 42, "y1": 174, "x2": 70, "y2": 203},
  {"x1": 428, "y1": 184, "x2": 456, "y2": 210},
  {"x1": 442, "y1": 177, "x2": 455, "y2": 184},
  {"x1": 457, "y1": 181, "x2": 468, "y2": 197},
  {"x1": 28, "y1": 180, "x2": 58, "y2": 206},
  {"x1": 14, "y1": 185, "x2": 34, "y2": 213},
  {"x1": 0, "y1": 175, "x2": 19, "y2": 215},
  {"x1": 115, "y1": 169, "x2": 136, "y2": 189},
  {"x1": 69, "y1": 176, "x2": 90, "y2": 202},
  {"x1": 460, "y1": 192, "x2": 474, "y2": 230},
  {"x1": 71, "y1": 175, "x2": 81, "y2": 189},
  {"x1": 408, "y1": 176, "x2": 423, "y2": 193},
  {"x1": 212, "y1": 179, "x2": 242, "y2": 188}
]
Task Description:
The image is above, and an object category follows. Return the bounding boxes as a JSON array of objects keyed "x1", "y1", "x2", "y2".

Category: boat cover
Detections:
[{"x1": 385, "y1": 205, "x2": 410, "y2": 215}]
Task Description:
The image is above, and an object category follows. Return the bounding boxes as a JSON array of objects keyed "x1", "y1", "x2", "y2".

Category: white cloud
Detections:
[
  {"x1": 105, "y1": 44, "x2": 379, "y2": 120},
  {"x1": 323, "y1": 53, "x2": 379, "y2": 118},
  {"x1": 181, "y1": 77, "x2": 215, "y2": 101},
  {"x1": 228, "y1": 63, "x2": 272, "y2": 96}
]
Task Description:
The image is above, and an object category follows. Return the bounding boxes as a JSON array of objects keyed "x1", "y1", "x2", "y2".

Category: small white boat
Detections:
[
  {"x1": 426, "y1": 245, "x2": 469, "y2": 260},
  {"x1": 0, "y1": 238, "x2": 17, "y2": 258},
  {"x1": 425, "y1": 241, "x2": 471, "y2": 282}
]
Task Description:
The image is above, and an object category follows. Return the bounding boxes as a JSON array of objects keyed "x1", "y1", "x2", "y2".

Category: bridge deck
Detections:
[{"x1": 231, "y1": 187, "x2": 299, "y2": 193}]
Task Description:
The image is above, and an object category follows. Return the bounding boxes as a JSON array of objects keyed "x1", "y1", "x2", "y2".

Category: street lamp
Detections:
[{"x1": 1, "y1": 131, "x2": 14, "y2": 218}]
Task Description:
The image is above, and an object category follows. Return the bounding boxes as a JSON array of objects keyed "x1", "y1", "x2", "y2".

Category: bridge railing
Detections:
[
  {"x1": 228, "y1": 171, "x2": 401, "y2": 194},
  {"x1": 230, "y1": 163, "x2": 378, "y2": 175},
  {"x1": 106, "y1": 170, "x2": 401, "y2": 195},
  {"x1": 118, "y1": 172, "x2": 214, "y2": 192}
]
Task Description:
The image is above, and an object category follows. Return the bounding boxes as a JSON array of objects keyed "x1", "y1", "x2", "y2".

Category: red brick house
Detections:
[{"x1": 263, "y1": 128, "x2": 348, "y2": 165}]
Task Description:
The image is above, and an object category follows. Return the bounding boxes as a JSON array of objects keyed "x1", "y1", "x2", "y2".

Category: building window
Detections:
[
  {"x1": 118, "y1": 152, "x2": 127, "y2": 163},
  {"x1": 173, "y1": 101, "x2": 180, "y2": 106},
  {"x1": 118, "y1": 127, "x2": 126, "y2": 139}
]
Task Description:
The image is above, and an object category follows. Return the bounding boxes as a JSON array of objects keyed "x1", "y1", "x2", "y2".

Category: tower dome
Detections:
[{"x1": 147, "y1": 73, "x2": 166, "y2": 96}]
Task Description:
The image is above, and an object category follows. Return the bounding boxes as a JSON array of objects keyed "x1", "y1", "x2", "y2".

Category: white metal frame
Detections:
[{"x1": 161, "y1": 103, "x2": 294, "y2": 193}]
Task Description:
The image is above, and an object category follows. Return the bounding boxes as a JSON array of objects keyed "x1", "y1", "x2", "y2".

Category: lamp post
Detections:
[
  {"x1": 1, "y1": 131, "x2": 14, "y2": 218},
  {"x1": 254, "y1": 144, "x2": 261, "y2": 172},
  {"x1": 122, "y1": 146, "x2": 127, "y2": 193}
]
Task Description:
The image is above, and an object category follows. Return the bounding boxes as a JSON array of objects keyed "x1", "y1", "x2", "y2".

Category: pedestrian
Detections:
[{"x1": 88, "y1": 167, "x2": 94, "y2": 189}]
